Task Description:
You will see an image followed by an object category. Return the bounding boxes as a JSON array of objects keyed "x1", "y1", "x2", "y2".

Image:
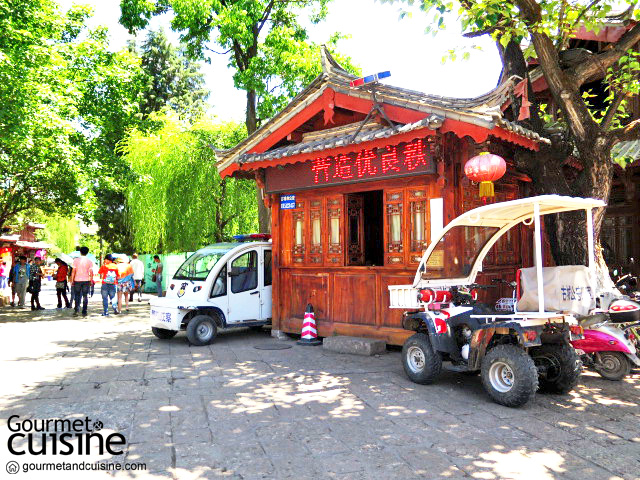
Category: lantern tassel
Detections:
[{"x1": 479, "y1": 181, "x2": 495, "y2": 198}]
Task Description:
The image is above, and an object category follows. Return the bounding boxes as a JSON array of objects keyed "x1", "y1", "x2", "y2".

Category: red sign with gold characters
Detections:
[{"x1": 265, "y1": 138, "x2": 436, "y2": 193}]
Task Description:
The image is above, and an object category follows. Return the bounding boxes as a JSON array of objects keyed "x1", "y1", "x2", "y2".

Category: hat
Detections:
[{"x1": 104, "y1": 254, "x2": 114, "y2": 262}]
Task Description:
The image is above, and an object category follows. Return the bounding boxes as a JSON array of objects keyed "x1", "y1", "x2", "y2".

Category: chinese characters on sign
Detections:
[
  {"x1": 265, "y1": 138, "x2": 436, "y2": 193},
  {"x1": 560, "y1": 285, "x2": 593, "y2": 302},
  {"x1": 311, "y1": 139, "x2": 430, "y2": 184},
  {"x1": 280, "y1": 195, "x2": 296, "y2": 209}
]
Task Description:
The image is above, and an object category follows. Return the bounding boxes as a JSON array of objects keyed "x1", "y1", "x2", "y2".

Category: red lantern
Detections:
[{"x1": 464, "y1": 153, "x2": 506, "y2": 201}]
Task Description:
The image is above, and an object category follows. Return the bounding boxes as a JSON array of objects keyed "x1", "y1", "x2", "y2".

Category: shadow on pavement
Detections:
[{"x1": 1, "y1": 296, "x2": 639, "y2": 479}]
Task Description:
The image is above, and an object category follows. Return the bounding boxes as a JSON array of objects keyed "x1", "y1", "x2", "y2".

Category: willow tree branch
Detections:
[
  {"x1": 601, "y1": 92, "x2": 628, "y2": 130},
  {"x1": 569, "y1": 22, "x2": 640, "y2": 85}
]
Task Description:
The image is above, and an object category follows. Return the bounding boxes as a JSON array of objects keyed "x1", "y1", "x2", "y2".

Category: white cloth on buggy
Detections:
[{"x1": 517, "y1": 265, "x2": 595, "y2": 315}]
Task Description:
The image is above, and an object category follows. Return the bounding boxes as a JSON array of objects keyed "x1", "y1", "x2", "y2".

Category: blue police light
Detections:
[
  {"x1": 350, "y1": 71, "x2": 391, "y2": 87},
  {"x1": 233, "y1": 234, "x2": 272, "y2": 242}
]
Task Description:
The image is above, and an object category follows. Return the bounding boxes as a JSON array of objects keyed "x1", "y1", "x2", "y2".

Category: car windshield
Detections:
[
  {"x1": 174, "y1": 248, "x2": 233, "y2": 281},
  {"x1": 421, "y1": 225, "x2": 500, "y2": 280}
]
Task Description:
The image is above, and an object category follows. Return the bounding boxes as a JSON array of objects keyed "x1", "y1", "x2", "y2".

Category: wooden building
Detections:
[{"x1": 216, "y1": 49, "x2": 549, "y2": 345}]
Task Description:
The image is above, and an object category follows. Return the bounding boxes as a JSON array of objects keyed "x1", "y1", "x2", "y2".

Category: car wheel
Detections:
[
  {"x1": 531, "y1": 343, "x2": 582, "y2": 393},
  {"x1": 594, "y1": 351, "x2": 630, "y2": 381},
  {"x1": 401, "y1": 333, "x2": 442, "y2": 384},
  {"x1": 186, "y1": 314, "x2": 218, "y2": 346},
  {"x1": 481, "y1": 344, "x2": 538, "y2": 407},
  {"x1": 151, "y1": 327, "x2": 178, "y2": 340}
]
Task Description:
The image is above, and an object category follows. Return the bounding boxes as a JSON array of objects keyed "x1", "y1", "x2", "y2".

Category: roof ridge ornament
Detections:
[{"x1": 320, "y1": 45, "x2": 349, "y2": 75}]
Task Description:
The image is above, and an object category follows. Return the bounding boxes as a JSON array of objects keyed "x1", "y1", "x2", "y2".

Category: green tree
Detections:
[
  {"x1": 0, "y1": 0, "x2": 85, "y2": 229},
  {"x1": 123, "y1": 115, "x2": 257, "y2": 253},
  {"x1": 391, "y1": 0, "x2": 640, "y2": 276},
  {"x1": 0, "y1": 0, "x2": 145, "y2": 241},
  {"x1": 119, "y1": 0, "x2": 359, "y2": 232},
  {"x1": 37, "y1": 215, "x2": 80, "y2": 254},
  {"x1": 139, "y1": 29, "x2": 210, "y2": 122}
]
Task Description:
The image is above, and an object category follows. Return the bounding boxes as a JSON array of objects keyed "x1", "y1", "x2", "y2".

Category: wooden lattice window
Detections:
[{"x1": 385, "y1": 190, "x2": 404, "y2": 265}]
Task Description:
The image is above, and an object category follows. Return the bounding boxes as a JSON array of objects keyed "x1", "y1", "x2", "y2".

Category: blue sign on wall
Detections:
[{"x1": 280, "y1": 194, "x2": 296, "y2": 210}]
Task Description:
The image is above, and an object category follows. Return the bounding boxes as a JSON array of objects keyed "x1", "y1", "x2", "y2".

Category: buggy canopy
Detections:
[{"x1": 414, "y1": 195, "x2": 606, "y2": 309}]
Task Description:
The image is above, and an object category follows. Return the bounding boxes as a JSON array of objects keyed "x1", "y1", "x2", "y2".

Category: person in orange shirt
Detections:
[
  {"x1": 115, "y1": 257, "x2": 135, "y2": 313},
  {"x1": 98, "y1": 255, "x2": 119, "y2": 316}
]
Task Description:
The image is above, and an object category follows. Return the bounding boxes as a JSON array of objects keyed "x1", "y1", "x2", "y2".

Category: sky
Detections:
[{"x1": 57, "y1": 0, "x2": 503, "y2": 122}]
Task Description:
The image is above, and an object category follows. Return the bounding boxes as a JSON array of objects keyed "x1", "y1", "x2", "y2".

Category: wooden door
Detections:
[{"x1": 346, "y1": 194, "x2": 365, "y2": 266}]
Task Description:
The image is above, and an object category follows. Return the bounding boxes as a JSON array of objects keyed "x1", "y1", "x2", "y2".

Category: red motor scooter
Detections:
[{"x1": 571, "y1": 299, "x2": 640, "y2": 381}]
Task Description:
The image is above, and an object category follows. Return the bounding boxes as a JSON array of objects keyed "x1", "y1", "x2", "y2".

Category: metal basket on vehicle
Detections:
[{"x1": 495, "y1": 297, "x2": 517, "y2": 312}]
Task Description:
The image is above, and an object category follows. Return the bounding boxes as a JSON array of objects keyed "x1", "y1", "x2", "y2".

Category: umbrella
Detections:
[{"x1": 55, "y1": 253, "x2": 75, "y2": 266}]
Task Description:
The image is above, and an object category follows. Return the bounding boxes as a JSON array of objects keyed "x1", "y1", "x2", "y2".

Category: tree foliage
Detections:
[
  {"x1": 389, "y1": 0, "x2": 640, "y2": 270},
  {"x1": 120, "y1": 0, "x2": 357, "y2": 131},
  {"x1": 119, "y1": 0, "x2": 360, "y2": 232},
  {"x1": 122, "y1": 115, "x2": 257, "y2": 253},
  {"x1": 0, "y1": 0, "x2": 144, "y2": 236},
  {"x1": 139, "y1": 29, "x2": 210, "y2": 122}
]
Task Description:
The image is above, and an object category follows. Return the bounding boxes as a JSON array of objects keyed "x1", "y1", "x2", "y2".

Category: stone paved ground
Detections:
[{"x1": 0, "y1": 284, "x2": 639, "y2": 480}]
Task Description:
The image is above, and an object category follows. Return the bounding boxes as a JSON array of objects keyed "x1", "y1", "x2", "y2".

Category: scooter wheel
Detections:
[{"x1": 595, "y1": 351, "x2": 630, "y2": 381}]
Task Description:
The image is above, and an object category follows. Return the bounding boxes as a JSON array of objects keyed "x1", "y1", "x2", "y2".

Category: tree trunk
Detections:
[
  {"x1": 499, "y1": 38, "x2": 614, "y2": 283},
  {"x1": 245, "y1": 89, "x2": 271, "y2": 233}
]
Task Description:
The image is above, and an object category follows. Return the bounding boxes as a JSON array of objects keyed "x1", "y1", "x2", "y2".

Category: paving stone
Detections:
[{"x1": 2, "y1": 289, "x2": 638, "y2": 480}]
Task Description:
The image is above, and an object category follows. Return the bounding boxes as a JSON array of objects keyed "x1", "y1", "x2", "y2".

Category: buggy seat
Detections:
[{"x1": 516, "y1": 265, "x2": 595, "y2": 316}]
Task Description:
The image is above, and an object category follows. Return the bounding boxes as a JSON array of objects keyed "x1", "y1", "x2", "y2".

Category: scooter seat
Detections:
[{"x1": 578, "y1": 313, "x2": 608, "y2": 328}]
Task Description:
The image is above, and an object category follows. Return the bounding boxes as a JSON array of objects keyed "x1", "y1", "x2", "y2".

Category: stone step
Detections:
[{"x1": 322, "y1": 335, "x2": 386, "y2": 356}]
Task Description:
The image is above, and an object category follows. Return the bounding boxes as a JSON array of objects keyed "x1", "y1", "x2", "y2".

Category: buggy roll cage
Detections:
[{"x1": 413, "y1": 195, "x2": 606, "y2": 314}]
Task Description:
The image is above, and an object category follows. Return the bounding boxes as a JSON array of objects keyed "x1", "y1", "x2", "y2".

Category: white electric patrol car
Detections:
[{"x1": 150, "y1": 234, "x2": 272, "y2": 345}]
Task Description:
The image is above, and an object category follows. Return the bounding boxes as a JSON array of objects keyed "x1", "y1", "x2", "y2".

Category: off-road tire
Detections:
[
  {"x1": 531, "y1": 343, "x2": 582, "y2": 393},
  {"x1": 151, "y1": 327, "x2": 178, "y2": 340},
  {"x1": 595, "y1": 351, "x2": 630, "y2": 381},
  {"x1": 402, "y1": 333, "x2": 442, "y2": 384},
  {"x1": 186, "y1": 314, "x2": 218, "y2": 346},
  {"x1": 481, "y1": 344, "x2": 538, "y2": 407}
]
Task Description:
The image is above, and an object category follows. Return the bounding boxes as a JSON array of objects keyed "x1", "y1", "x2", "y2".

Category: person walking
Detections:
[
  {"x1": 152, "y1": 255, "x2": 163, "y2": 297},
  {"x1": 8, "y1": 261, "x2": 17, "y2": 306},
  {"x1": 54, "y1": 258, "x2": 72, "y2": 309},
  {"x1": 12, "y1": 256, "x2": 30, "y2": 308},
  {"x1": 29, "y1": 256, "x2": 44, "y2": 311},
  {"x1": 97, "y1": 255, "x2": 119, "y2": 316},
  {"x1": 70, "y1": 246, "x2": 94, "y2": 317},
  {"x1": 0, "y1": 261, "x2": 8, "y2": 292},
  {"x1": 129, "y1": 253, "x2": 144, "y2": 302},
  {"x1": 115, "y1": 257, "x2": 134, "y2": 313}
]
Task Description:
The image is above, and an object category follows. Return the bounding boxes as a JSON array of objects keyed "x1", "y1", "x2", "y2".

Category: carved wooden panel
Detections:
[
  {"x1": 333, "y1": 273, "x2": 376, "y2": 326},
  {"x1": 292, "y1": 207, "x2": 305, "y2": 265},
  {"x1": 409, "y1": 188, "x2": 428, "y2": 255},
  {"x1": 346, "y1": 194, "x2": 365, "y2": 266},
  {"x1": 281, "y1": 271, "x2": 329, "y2": 331},
  {"x1": 384, "y1": 189, "x2": 404, "y2": 265},
  {"x1": 326, "y1": 196, "x2": 344, "y2": 266}
]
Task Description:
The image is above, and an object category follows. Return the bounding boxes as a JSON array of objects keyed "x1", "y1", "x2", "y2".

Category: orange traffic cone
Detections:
[{"x1": 297, "y1": 304, "x2": 321, "y2": 346}]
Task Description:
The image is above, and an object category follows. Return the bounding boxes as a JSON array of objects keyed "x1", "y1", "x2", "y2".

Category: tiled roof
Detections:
[
  {"x1": 612, "y1": 140, "x2": 640, "y2": 162},
  {"x1": 238, "y1": 115, "x2": 444, "y2": 164},
  {"x1": 216, "y1": 47, "x2": 549, "y2": 174}
]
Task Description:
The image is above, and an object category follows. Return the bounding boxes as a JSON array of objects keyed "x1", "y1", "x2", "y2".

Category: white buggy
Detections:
[
  {"x1": 389, "y1": 195, "x2": 603, "y2": 407},
  {"x1": 150, "y1": 235, "x2": 272, "y2": 345}
]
